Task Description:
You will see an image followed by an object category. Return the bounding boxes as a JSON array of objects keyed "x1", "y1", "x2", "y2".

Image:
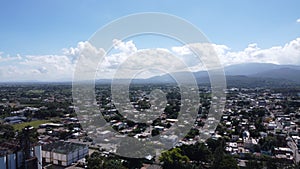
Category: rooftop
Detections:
[{"x1": 42, "y1": 141, "x2": 87, "y2": 154}]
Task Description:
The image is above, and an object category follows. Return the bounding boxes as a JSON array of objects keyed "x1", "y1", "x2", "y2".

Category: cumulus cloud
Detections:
[
  {"x1": 217, "y1": 38, "x2": 300, "y2": 66},
  {"x1": 171, "y1": 45, "x2": 192, "y2": 55},
  {"x1": 171, "y1": 38, "x2": 300, "y2": 67},
  {"x1": 113, "y1": 39, "x2": 137, "y2": 54},
  {"x1": 0, "y1": 52, "x2": 76, "y2": 82},
  {"x1": 171, "y1": 43, "x2": 227, "y2": 71},
  {"x1": 1, "y1": 38, "x2": 300, "y2": 82},
  {"x1": 113, "y1": 48, "x2": 189, "y2": 79},
  {"x1": 297, "y1": 18, "x2": 300, "y2": 23},
  {"x1": 0, "y1": 54, "x2": 22, "y2": 63}
]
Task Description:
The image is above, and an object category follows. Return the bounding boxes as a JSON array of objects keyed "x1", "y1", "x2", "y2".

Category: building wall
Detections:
[
  {"x1": 17, "y1": 151, "x2": 23, "y2": 168},
  {"x1": 0, "y1": 145, "x2": 41, "y2": 169},
  {"x1": 42, "y1": 150, "x2": 53, "y2": 163},
  {"x1": 7, "y1": 153, "x2": 16, "y2": 169},
  {"x1": 0, "y1": 156, "x2": 6, "y2": 169},
  {"x1": 34, "y1": 145, "x2": 42, "y2": 169},
  {"x1": 42, "y1": 145, "x2": 88, "y2": 166}
]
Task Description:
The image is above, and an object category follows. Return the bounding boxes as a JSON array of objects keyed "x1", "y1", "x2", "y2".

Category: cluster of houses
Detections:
[
  {"x1": 1, "y1": 85, "x2": 300, "y2": 168},
  {"x1": 220, "y1": 88, "x2": 300, "y2": 164}
]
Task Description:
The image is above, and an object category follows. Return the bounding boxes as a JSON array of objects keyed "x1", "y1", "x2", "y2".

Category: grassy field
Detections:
[{"x1": 13, "y1": 120, "x2": 51, "y2": 131}]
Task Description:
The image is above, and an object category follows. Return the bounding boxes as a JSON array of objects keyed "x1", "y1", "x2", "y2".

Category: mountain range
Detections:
[{"x1": 129, "y1": 63, "x2": 300, "y2": 88}]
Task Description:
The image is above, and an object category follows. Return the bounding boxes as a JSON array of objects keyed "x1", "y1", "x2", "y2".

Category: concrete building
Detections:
[{"x1": 42, "y1": 141, "x2": 88, "y2": 166}]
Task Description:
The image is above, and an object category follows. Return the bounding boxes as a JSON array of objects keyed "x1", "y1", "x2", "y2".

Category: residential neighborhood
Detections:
[{"x1": 1, "y1": 83, "x2": 300, "y2": 168}]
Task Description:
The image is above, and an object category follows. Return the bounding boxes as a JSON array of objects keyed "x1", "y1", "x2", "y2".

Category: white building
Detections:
[{"x1": 42, "y1": 141, "x2": 88, "y2": 166}]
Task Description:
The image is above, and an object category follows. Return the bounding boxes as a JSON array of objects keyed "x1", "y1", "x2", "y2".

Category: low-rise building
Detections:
[{"x1": 42, "y1": 141, "x2": 88, "y2": 166}]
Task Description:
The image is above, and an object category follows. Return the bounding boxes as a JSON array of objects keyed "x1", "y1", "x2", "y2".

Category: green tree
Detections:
[
  {"x1": 212, "y1": 145, "x2": 239, "y2": 169},
  {"x1": 87, "y1": 152, "x2": 127, "y2": 169},
  {"x1": 265, "y1": 157, "x2": 278, "y2": 169},
  {"x1": 87, "y1": 152, "x2": 104, "y2": 169},
  {"x1": 122, "y1": 157, "x2": 143, "y2": 169},
  {"x1": 259, "y1": 136, "x2": 278, "y2": 152},
  {"x1": 181, "y1": 142, "x2": 212, "y2": 165},
  {"x1": 103, "y1": 158, "x2": 126, "y2": 169},
  {"x1": 159, "y1": 148, "x2": 190, "y2": 169},
  {"x1": 0, "y1": 124, "x2": 15, "y2": 142},
  {"x1": 151, "y1": 128, "x2": 160, "y2": 137},
  {"x1": 206, "y1": 138, "x2": 224, "y2": 153},
  {"x1": 212, "y1": 146, "x2": 224, "y2": 169},
  {"x1": 218, "y1": 155, "x2": 239, "y2": 169},
  {"x1": 17, "y1": 126, "x2": 39, "y2": 144},
  {"x1": 185, "y1": 128, "x2": 200, "y2": 139},
  {"x1": 245, "y1": 160, "x2": 262, "y2": 169}
]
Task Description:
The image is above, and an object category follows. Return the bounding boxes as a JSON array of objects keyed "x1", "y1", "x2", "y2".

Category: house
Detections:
[{"x1": 274, "y1": 147, "x2": 294, "y2": 161}]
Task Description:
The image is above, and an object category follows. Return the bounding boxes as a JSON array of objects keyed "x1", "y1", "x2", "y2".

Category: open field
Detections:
[{"x1": 13, "y1": 120, "x2": 51, "y2": 131}]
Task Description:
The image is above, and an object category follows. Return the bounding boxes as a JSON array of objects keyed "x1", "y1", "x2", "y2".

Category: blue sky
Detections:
[
  {"x1": 0, "y1": 0, "x2": 300, "y2": 81},
  {"x1": 0, "y1": 0, "x2": 299, "y2": 55}
]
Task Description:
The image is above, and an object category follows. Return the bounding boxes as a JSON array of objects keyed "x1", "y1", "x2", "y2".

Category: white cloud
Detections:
[
  {"x1": 217, "y1": 38, "x2": 300, "y2": 66},
  {"x1": 113, "y1": 39, "x2": 137, "y2": 54},
  {"x1": 17, "y1": 55, "x2": 74, "y2": 81},
  {"x1": 0, "y1": 54, "x2": 22, "y2": 63},
  {"x1": 171, "y1": 38, "x2": 300, "y2": 67},
  {"x1": 171, "y1": 46, "x2": 192, "y2": 55},
  {"x1": 1, "y1": 38, "x2": 300, "y2": 82},
  {"x1": 113, "y1": 48, "x2": 189, "y2": 79},
  {"x1": 297, "y1": 18, "x2": 300, "y2": 23},
  {"x1": 0, "y1": 51, "x2": 77, "y2": 82}
]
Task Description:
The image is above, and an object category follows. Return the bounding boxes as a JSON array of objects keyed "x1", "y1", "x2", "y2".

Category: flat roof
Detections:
[{"x1": 42, "y1": 141, "x2": 87, "y2": 154}]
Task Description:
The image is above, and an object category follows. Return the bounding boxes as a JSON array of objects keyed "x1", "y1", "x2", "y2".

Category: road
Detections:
[{"x1": 287, "y1": 138, "x2": 300, "y2": 163}]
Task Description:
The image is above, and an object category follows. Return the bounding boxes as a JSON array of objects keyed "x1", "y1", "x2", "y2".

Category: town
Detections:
[{"x1": 0, "y1": 83, "x2": 300, "y2": 169}]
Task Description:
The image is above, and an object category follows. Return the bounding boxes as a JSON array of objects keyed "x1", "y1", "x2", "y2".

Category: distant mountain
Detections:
[
  {"x1": 138, "y1": 63, "x2": 300, "y2": 87},
  {"x1": 224, "y1": 62, "x2": 300, "y2": 76},
  {"x1": 146, "y1": 71, "x2": 209, "y2": 84},
  {"x1": 94, "y1": 63, "x2": 300, "y2": 88},
  {"x1": 225, "y1": 63, "x2": 279, "y2": 75},
  {"x1": 250, "y1": 67, "x2": 300, "y2": 83},
  {"x1": 225, "y1": 75, "x2": 298, "y2": 88}
]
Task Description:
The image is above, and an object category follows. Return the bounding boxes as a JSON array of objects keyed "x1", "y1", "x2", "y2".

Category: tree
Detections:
[
  {"x1": 212, "y1": 146, "x2": 224, "y2": 169},
  {"x1": 17, "y1": 126, "x2": 39, "y2": 143},
  {"x1": 122, "y1": 157, "x2": 143, "y2": 169},
  {"x1": 151, "y1": 128, "x2": 160, "y2": 137},
  {"x1": 181, "y1": 142, "x2": 212, "y2": 165},
  {"x1": 86, "y1": 152, "x2": 127, "y2": 169},
  {"x1": 185, "y1": 128, "x2": 200, "y2": 139},
  {"x1": 0, "y1": 124, "x2": 15, "y2": 142},
  {"x1": 87, "y1": 152, "x2": 104, "y2": 169},
  {"x1": 206, "y1": 138, "x2": 224, "y2": 153},
  {"x1": 259, "y1": 136, "x2": 278, "y2": 152},
  {"x1": 159, "y1": 148, "x2": 190, "y2": 169},
  {"x1": 103, "y1": 158, "x2": 126, "y2": 169},
  {"x1": 212, "y1": 145, "x2": 239, "y2": 169},
  {"x1": 245, "y1": 160, "x2": 262, "y2": 169},
  {"x1": 265, "y1": 157, "x2": 278, "y2": 169},
  {"x1": 218, "y1": 155, "x2": 239, "y2": 169}
]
